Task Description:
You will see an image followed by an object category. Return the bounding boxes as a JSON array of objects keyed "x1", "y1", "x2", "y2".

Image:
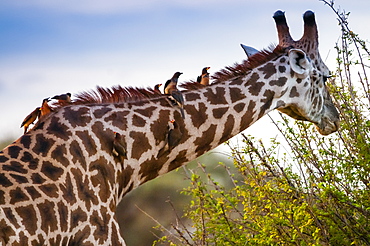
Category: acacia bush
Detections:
[{"x1": 154, "y1": 2, "x2": 370, "y2": 245}]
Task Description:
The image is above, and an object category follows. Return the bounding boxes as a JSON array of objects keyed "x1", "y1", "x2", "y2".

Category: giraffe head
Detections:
[
  {"x1": 271, "y1": 10, "x2": 339, "y2": 135},
  {"x1": 269, "y1": 47, "x2": 339, "y2": 135}
]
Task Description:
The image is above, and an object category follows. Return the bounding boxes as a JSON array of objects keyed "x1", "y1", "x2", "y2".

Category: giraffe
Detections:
[{"x1": 0, "y1": 10, "x2": 339, "y2": 245}]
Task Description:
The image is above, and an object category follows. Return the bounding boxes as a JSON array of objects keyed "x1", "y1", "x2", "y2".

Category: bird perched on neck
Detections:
[
  {"x1": 157, "y1": 119, "x2": 183, "y2": 158},
  {"x1": 40, "y1": 98, "x2": 53, "y2": 118},
  {"x1": 113, "y1": 132, "x2": 127, "y2": 161},
  {"x1": 196, "y1": 67, "x2": 211, "y2": 86},
  {"x1": 164, "y1": 72, "x2": 185, "y2": 119},
  {"x1": 20, "y1": 107, "x2": 41, "y2": 134},
  {"x1": 51, "y1": 92, "x2": 72, "y2": 104},
  {"x1": 154, "y1": 84, "x2": 162, "y2": 94}
]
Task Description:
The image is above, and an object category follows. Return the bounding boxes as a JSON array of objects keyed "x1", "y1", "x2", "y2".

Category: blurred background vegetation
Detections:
[{"x1": 1, "y1": 1, "x2": 369, "y2": 246}]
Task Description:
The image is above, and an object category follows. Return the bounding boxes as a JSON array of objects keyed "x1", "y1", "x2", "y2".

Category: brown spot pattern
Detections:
[
  {"x1": 7, "y1": 146, "x2": 22, "y2": 159},
  {"x1": 3, "y1": 161, "x2": 27, "y2": 174},
  {"x1": 10, "y1": 187, "x2": 29, "y2": 204},
  {"x1": 278, "y1": 65, "x2": 286, "y2": 73},
  {"x1": 269, "y1": 77, "x2": 287, "y2": 87},
  {"x1": 258, "y1": 62, "x2": 276, "y2": 79},
  {"x1": 31, "y1": 173, "x2": 46, "y2": 184},
  {"x1": 60, "y1": 173, "x2": 77, "y2": 204},
  {"x1": 20, "y1": 152, "x2": 39, "y2": 170},
  {"x1": 212, "y1": 107, "x2": 228, "y2": 119},
  {"x1": 58, "y1": 202, "x2": 69, "y2": 232},
  {"x1": 130, "y1": 131, "x2": 151, "y2": 160},
  {"x1": 0, "y1": 174, "x2": 12, "y2": 187},
  {"x1": 46, "y1": 117, "x2": 71, "y2": 140},
  {"x1": 289, "y1": 86, "x2": 300, "y2": 97},
  {"x1": 9, "y1": 174, "x2": 27, "y2": 184},
  {"x1": 168, "y1": 150, "x2": 188, "y2": 172},
  {"x1": 247, "y1": 73, "x2": 263, "y2": 96},
  {"x1": 90, "y1": 157, "x2": 115, "y2": 203},
  {"x1": 0, "y1": 190, "x2": 5, "y2": 205},
  {"x1": 233, "y1": 103, "x2": 245, "y2": 113},
  {"x1": 91, "y1": 122, "x2": 113, "y2": 153},
  {"x1": 91, "y1": 209, "x2": 109, "y2": 243},
  {"x1": 39, "y1": 184, "x2": 59, "y2": 198},
  {"x1": 93, "y1": 107, "x2": 112, "y2": 118},
  {"x1": 132, "y1": 114, "x2": 146, "y2": 127},
  {"x1": 41, "y1": 161, "x2": 63, "y2": 181},
  {"x1": 220, "y1": 115, "x2": 235, "y2": 143},
  {"x1": 0, "y1": 219, "x2": 15, "y2": 242},
  {"x1": 38, "y1": 201, "x2": 58, "y2": 233},
  {"x1": 25, "y1": 186, "x2": 41, "y2": 200},
  {"x1": 104, "y1": 111, "x2": 129, "y2": 130},
  {"x1": 186, "y1": 103, "x2": 207, "y2": 128},
  {"x1": 19, "y1": 135, "x2": 32, "y2": 148},
  {"x1": 70, "y1": 140, "x2": 87, "y2": 169},
  {"x1": 240, "y1": 101, "x2": 256, "y2": 130},
  {"x1": 184, "y1": 92, "x2": 201, "y2": 101},
  {"x1": 51, "y1": 145, "x2": 69, "y2": 167},
  {"x1": 258, "y1": 90, "x2": 275, "y2": 118},
  {"x1": 194, "y1": 124, "x2": 217, "y2": 154},
  {"x1": 76, "y1": 131, "x2": 97, "y2": 157},
  {"x1": 32, "y1": 134, "x2": 55, "y2": 157},
  {"x1": 63, "y1": 107, "x2": 91, "y2": 127},
  {"x1": 139, "y1": 157, "x2": 164, "y2": 183},
  {"x1": 15, "y1": 205, "x2": 37, "y2": 235},
  {"x1": 0, "y1": 154, "x2": 9, "y2": 163},
  {"x1": 135, "y1": 106, "x2": 156, "y2": 118},
  {"x1": 204, "y1": 87, "x2": 227, "y2": 105},
  {"x1": 118, "y1": 165, "x2": 134, "y2": 196},
  {"x1": 150, "y1": 110, "x2": 170, "y2": 145},
  {"x1": 229, "y1": 87, "x2": 246, "y2": 103},
  {"x1": 74, "y1": 169, "x2": 99, "y2": 210}
]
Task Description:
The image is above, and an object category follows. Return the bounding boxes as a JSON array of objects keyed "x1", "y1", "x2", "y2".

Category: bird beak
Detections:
[{"x1": 170, "y1": 119, "x2": 175, "y2": 123}]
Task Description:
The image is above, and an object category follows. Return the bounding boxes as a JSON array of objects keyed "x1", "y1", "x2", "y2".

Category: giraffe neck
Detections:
[
  {"x1": 118, "y1": 55, "x2": 292, "y2": 197},
  {"x1": 0, "y1": 53, "x2": 290, "y2": 209}
]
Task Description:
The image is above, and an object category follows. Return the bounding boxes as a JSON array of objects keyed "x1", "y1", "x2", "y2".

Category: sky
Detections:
[{"x1": 0, "y1": 0, "x2": 369, "y2": 143}]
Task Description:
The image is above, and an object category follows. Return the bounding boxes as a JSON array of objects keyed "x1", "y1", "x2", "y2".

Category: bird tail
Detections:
[
  {"x1": 180, "y1": 107, "x2": 185, "y2": 119},
  {"x1": 157, "y1": 147, "x2": 169, "y2": 158}
]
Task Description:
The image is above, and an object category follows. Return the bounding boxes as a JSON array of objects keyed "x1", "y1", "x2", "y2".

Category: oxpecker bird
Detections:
[
  {"x1": 20, "y1": 107, "x2": 41, "y2": 134},
  {"x1": 154, "y1": 84, "x2": 162, "y2": 94},
  {"x1": 51, "y1": 93, "x2": 72, "y2": 103},
  {"x1": 164, "y1": 72, "x2": 185, "y2": 118},
  {"x1": 113, "y1": 132, "x2": 127, "y2": 161},
  {"x1": 157, "y1": 120, "x2": 183, "y2": 158},
  {"x1": 196, "y1": 67, "x2": 211, "y2": 86},
  {"x1": 40, "y1": 98, "x2": 53, "y2": 118}
]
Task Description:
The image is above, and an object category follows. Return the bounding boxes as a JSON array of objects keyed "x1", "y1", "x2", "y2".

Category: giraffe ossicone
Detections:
[{"x1": 0, "y1": 10, "x2": 339, "y2": 245}]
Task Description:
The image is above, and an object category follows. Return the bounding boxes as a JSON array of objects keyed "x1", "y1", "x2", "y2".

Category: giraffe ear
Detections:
[
  {"x1": 288, "y1": 49, "x2": 312, "y2": 76},
  {"x1": 240, "y1": 44, "x2": 259, "y2": 58}
]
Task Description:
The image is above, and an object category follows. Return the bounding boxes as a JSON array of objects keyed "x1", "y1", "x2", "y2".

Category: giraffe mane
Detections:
[
  {"x1": 63, "y1": 85, "x2": 164, "y2": 106},
  {"x1": 179, "y1": 81, "x2": 207, "y2": 90},
  {"x1": 52, "y1": 45, "x2": 286, "y2": 107},
  {"x1": 211, "y1": 44, "x2": 287, "y2": 83}
]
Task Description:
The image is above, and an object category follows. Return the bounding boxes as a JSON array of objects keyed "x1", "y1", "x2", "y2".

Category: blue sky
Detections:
[{"x1": 0, "y1": 0, "x2": 369, "y2": 142}]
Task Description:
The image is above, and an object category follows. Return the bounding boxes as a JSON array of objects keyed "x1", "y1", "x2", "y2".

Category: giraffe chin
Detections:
[
  {"x1": 278, "y1": 106, "x2": 339, "y2": 135},
  {"x1": 315, "y1": 117, "x2": 340, "y2": 136}
]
